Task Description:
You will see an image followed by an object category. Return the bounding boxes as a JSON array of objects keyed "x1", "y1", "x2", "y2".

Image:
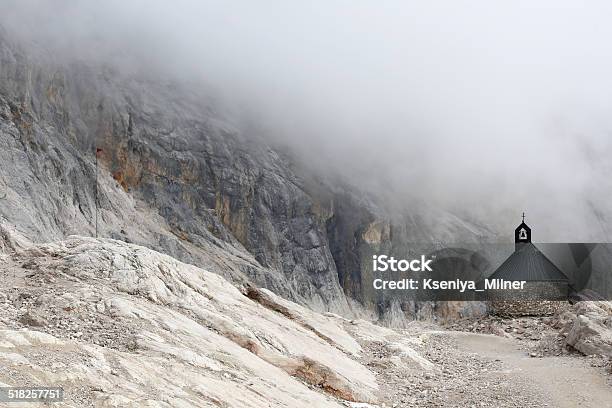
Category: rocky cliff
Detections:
[
  {"x1": 0, "y1": 29, "x2": 496, "y2": 319},
  {"x1": 0, "y1": 30, "x2": 351, "y2": 314}
]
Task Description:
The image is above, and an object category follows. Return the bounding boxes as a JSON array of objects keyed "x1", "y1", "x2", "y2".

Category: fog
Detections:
[{"x1": 3, "y1": 0, "x2": 612, "y2": 241}]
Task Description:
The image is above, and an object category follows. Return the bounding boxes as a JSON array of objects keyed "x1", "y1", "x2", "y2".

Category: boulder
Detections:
[{"x1": 565, "y1": 301, "x2": 612, "y2": 357}]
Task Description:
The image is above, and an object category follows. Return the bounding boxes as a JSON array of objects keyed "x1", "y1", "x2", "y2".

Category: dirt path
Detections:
[{"x1": 452, "y1": 332, "x2": 612, "y2": 408}]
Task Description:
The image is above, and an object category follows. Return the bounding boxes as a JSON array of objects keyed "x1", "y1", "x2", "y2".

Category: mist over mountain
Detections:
[
  {"x1": 0, "y1": 11, "x2": 494, "y2": 322},
  {"x1": 2, "y1": 1, "x2": 612, "y2": 318},
  {"x1": 3, "y1": 1, "x2": 612, "y2": 241},
  {"x1": 2, "y1": 5, "x2": 612, "y2": 406}
]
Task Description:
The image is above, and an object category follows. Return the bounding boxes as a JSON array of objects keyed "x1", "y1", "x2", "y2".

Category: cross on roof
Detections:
[{"x1": 522, "y1": 212, "x2": 525, "y2": 222}]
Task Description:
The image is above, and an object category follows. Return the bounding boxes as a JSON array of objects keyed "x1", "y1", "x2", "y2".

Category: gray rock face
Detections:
[
  {"x1": 0, "y1": 32, "x2": 353, "y2": 314},
  {"x1": 0, "y1": 30, "x2": 493, "y2": 318}
]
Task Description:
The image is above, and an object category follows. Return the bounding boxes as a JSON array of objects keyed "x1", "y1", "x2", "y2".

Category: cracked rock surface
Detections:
[
  {"x1": 1, "y1": 237, "x2": 611, "y2": 407},
  {"x1": 0, "y1": 237, "x2": 378, "y2": 407}
]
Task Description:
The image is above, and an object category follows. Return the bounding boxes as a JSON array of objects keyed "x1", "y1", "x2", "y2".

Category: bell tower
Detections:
[{"x1": 514, "y1": 212, "x2": 531, "y2": 251}]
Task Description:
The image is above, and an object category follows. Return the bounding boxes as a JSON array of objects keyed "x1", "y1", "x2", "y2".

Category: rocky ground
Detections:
[
  {"x1": 0, "y1": 237, "x2": 381, "y2": 407},
  {"x1": 0, "y1": 237, "x2": 611, "y2": 407},
  {"x1": 444, "y1": 306, "x2": 612, "y2": 370},
  {"x1": 360, "y1": 331, "x2": 546, "y2": 407}
]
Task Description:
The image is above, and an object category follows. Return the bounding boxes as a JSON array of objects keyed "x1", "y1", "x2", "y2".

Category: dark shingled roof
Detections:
[{"x1": 489, "y1": 243, "x2": 569, "y2": 282}]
